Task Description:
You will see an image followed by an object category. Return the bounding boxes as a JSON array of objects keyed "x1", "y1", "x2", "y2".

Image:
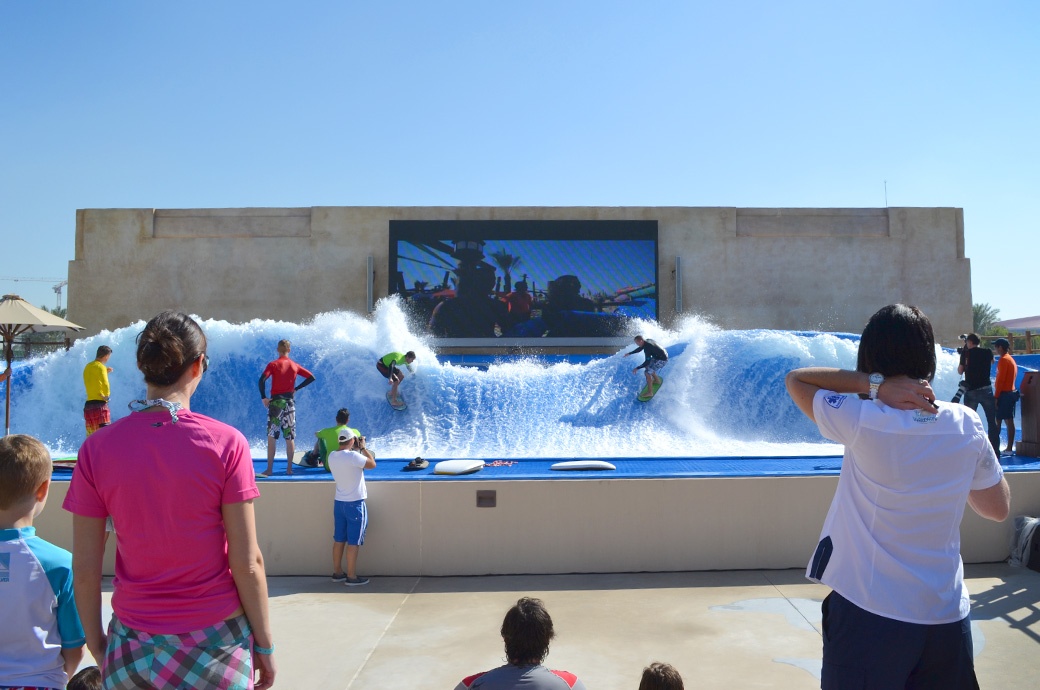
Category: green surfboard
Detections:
[{"x1": 637, "y1": 377, "x2": 664, "y2": 402}]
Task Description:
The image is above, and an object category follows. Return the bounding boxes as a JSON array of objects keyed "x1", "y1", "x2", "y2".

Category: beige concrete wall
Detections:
[
  {"x1": 38, "y1": 472, "x2": 1040, "y2": 577},
  {"x1": 67, "y1": 206, "x2": 972, "y2": 344}
]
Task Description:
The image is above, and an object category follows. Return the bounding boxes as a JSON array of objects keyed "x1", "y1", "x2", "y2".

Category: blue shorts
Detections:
[
  {"x1": 333, "y1": 499, "x2": 367, "y2": 545},
  {"x1": 996, "y1": 390, "x2": 1020, "y2": 420},
  {"x1": 821, "y1": 591, "x2": 978, "y2": 689}
]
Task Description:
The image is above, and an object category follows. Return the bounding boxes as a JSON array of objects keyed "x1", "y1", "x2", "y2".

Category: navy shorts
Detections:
[
  {"x1": 821, "y1": 591, "x2": 978, "y2": 689},
  {"x1": 333, "y1": 499, "x2": 367, "y2": 546},
  {"x1": 996, "y1": 390, "x2": 1020, "y2": 420}
]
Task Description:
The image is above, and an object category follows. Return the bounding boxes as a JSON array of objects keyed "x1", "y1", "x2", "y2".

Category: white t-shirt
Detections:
[
  {"x1": 328, "y1": 449, "x2": 369, "y2": 502},
  {"x1": 808, "y1": 391, "x2": 1004, "y2": 624}
]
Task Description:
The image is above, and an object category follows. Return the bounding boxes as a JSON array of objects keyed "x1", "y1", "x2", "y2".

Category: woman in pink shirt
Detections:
[{"x1": 64, "y1": 311, "x2": 276, "y2": 689}]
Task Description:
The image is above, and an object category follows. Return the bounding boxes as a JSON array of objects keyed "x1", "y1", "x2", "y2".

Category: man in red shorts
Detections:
[{"x1": 258, "y1": 339, "x2": 315, "y2": 476}]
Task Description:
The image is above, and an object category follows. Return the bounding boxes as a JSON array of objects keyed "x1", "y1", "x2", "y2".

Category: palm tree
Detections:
[
  {"x1": 489, "y1": 250, "x2": 522, "y2": 294},
  {"x1": 973, "y1": 303, "x2": 1000, "y2": 334}
]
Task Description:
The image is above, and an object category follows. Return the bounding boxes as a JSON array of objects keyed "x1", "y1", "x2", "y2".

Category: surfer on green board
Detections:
[
  {"x1": 377, "y1": 351, "x2": 416, "y2": 407},
  {"x1": 624, "y1": 335, "x2": 667, "y2": 399}
]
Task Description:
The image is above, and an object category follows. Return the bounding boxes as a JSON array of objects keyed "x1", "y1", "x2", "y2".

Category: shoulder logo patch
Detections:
[
  {"x1": 913, "y1": 409, "x2": 938, "y2": 424},
  {"x1": 824, "y1": 394, "x2": 847, "y2": 409}
]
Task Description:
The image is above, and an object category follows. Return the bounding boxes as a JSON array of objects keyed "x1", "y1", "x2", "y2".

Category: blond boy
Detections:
[{"x1": 0, "y1": 435, "x2": 85, "y2": 688}]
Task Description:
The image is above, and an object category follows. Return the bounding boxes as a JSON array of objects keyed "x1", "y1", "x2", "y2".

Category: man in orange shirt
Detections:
[
  {"x1": 993, "y1": 338, "x2": 1020, "y2": 455},
  {"x1": 258, "y1": 339, "x2": 316, "y2": 476}
]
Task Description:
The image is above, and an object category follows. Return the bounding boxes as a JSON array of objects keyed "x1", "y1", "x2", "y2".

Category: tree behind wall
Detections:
[{"x1": 973, "y1": 303, "x2": 1000, "y2": 334}]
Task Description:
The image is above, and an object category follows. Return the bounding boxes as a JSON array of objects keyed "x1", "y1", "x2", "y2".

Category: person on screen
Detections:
[
  {"x1": 504, "y1": 279, "x2": 533, "y2": 323},
  {"x1": 542, "y1": 274, "x2": 625, "y2": 337},
  {"x1": 429, "y1": 262, "x2": 509, "y2": 338}
]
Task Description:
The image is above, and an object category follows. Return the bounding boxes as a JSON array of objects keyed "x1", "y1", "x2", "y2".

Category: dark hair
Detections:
[
  {"x1": 405, "y1": 351, "x2": 416, "y2": 360},
  {"x1": 136, "y1": 311, "x2": 207, "y2": 387},
  {"x1": 67, "y1": 665, "x2": 102, "y2": 690},
  {"x1": 0, "y1": 435, "x2": 51, "y2": 510},
  {"x1": 501, "y1": 597, "x2": 555, "y2": 665},
  {"x1": 336, "y1": 408, "x2": 351, "y2": 425},
  {"x1": 856, "y1": 304, "x2": 935, "y2": 381},
  {"x1": 95, "y1": 345, "x2": 112, "y2": 358},
  {"x1": 966, "y1": 333, "x2": 981, "y2": 345},
  {"x1": 639, "y1": 662, "x2": 684, "y2": 690}
]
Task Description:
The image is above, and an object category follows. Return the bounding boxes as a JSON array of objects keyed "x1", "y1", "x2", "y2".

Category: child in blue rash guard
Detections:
[{"x1": 0, "y1": 435, "x2": 85, "y2": 689}]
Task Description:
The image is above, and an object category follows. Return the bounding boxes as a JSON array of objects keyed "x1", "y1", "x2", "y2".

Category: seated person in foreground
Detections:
[
  {"x1": 639, "y1": 661, "x2": 684, "y2": 690},
  {"x1": 455, "y1": 597, "x2": 586, "y2": 689}
]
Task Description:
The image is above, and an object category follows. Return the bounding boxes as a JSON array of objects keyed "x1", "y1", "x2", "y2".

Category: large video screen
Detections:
[{"x1": 389, "y1": 220, "x2": 658, "y2": 345}]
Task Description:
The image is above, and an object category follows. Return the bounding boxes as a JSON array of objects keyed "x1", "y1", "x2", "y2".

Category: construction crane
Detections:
[
  {"x1": 53, "y1": 280, "x2": 69, "y2": 310},
  {"x1": 0, "y1": 276, "x2": 67, "y2": 309}
]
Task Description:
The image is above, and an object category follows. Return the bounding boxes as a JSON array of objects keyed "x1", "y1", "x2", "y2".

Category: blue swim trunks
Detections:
[{"x1": 333, "y1": 499, "x2": 368, "y2": 546}]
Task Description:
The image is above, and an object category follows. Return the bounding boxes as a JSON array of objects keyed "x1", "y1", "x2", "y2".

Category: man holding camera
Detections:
[
  {"x1": 957, "y1": 333, "x2": 1000, "y2": 454},
  {"x1": 328, "y1": 431, "x2": 376, "y2": 586}
]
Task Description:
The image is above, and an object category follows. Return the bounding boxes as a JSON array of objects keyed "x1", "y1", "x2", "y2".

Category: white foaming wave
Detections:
[{"x1": 8, "y1": 299, "x2": 965, "y2": 459}]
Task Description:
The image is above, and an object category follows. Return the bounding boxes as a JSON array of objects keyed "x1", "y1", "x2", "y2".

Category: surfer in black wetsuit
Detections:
[{"x1": 624, "y1": 335, "x2": 668, "y2": 397}]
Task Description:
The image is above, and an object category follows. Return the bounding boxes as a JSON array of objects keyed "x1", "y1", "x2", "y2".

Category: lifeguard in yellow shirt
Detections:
[{"x1": 83, "y1": 345, "x2": 113, "y2": 435}]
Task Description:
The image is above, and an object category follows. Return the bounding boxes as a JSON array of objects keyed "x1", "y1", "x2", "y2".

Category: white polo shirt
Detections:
[
  {"x1": 808, "y1": 391, "x2": 1004, "y2": 624},
  {"x1": 328, "y1": 449, "x2": 369, "y2": 502}
]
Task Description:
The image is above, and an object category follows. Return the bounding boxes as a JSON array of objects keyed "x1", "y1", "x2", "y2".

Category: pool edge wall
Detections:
[{"x1": 39, "y1": 472, "x2": 1040, "y2": 577}]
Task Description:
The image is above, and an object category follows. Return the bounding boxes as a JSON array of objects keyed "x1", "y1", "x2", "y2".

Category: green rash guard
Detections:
[
  {"x1": 381, "y1": 351, "x2": 407, "y2": 367},
  {"x1": 315, "y1": 425, "x2": 360, "y2": 462}
]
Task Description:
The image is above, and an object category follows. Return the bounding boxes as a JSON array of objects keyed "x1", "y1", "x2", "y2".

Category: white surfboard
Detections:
[
  {"x1": 550, "y1": 460, "x2": 617, "y2": 471},
  {"x1": 433, "y1": 459, "x2": 485, "y2": 475}
]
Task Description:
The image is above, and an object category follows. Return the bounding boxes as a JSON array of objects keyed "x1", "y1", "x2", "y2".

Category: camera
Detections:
[{"x1": 956, "y1": 334, "x2": 968, "y2": 355}]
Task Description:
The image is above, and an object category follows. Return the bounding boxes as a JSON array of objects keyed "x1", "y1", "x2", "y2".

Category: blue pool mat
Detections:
[
  {"x1": 52, "y1": 453, "x2": 1040, "y2": 481},
  {"x1": 236, "y1": 453, "x2": 1040, "y2": 482}
]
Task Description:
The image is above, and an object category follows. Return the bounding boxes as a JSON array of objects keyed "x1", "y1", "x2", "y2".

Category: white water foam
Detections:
[{"x1": 7, "y1": 298, "x2": 965, "y2": 459}]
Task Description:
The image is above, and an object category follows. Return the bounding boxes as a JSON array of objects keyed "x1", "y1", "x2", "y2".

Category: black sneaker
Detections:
[
  {"x1": 345, "y1": 576, "x2": 370, "y2": 586},
  {"x1": 331, "y1": 573, "x2": 347, "y2": 583}
]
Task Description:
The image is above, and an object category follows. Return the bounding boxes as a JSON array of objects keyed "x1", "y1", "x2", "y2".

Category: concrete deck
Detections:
[{"x1": 81, "y1": 563, "x2": 1040, "y2": 689}]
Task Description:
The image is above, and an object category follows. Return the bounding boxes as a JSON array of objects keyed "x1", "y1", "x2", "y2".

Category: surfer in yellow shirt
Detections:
[{"x1": 82, "y1": 345, "x2": 113, "y2": 435}]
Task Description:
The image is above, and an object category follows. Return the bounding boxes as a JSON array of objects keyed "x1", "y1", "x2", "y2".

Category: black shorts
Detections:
[
  {"x1": 821, "y1": 591, "x2": 978, "y2": 689},
  {"x1": 376, "y1": 360, "x2": 401, "y2": 381},
  {"x1": 996, "y1": 390, "x2": 1020, "y2": 420}
]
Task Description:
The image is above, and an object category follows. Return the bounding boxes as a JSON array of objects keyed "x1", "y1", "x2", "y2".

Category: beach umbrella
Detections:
[{"x1": 0, "y1": 294, "x2": 83, "y2": 436}]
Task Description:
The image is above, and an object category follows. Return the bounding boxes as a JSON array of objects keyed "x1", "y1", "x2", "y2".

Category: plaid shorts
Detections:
[
  {"x1": 102, "y1": 614, "x2": 253, "y2": 690},
  {"x1": 644, "y1": 359, "x2": 666, "y2": 374},
  {"x1": 84, "y1": 400, "x2": 111, "y2": 436},
  {"x1": 266, "y1": 397, "x2": 296, "y2": 440}
]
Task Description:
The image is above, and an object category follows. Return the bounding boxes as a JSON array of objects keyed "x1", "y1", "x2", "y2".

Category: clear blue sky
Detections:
[{"x1": 1, "y1": 1, "x2": 1036, "y2": 322}]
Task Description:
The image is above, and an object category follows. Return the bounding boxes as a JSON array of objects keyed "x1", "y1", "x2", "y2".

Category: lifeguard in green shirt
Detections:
[{"x1": 377, "y1": 351, "x2": 416, "y2": 409}]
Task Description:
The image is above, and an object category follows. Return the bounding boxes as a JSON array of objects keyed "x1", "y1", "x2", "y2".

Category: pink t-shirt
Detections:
[{"x1": 63, "y1": 409, "x2": 260, "y2": 634}]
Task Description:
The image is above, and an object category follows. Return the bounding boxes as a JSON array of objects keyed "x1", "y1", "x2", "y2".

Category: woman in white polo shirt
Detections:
[{"x1": 785, "y1": 304, "x2": 1010, "y2": 689}]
